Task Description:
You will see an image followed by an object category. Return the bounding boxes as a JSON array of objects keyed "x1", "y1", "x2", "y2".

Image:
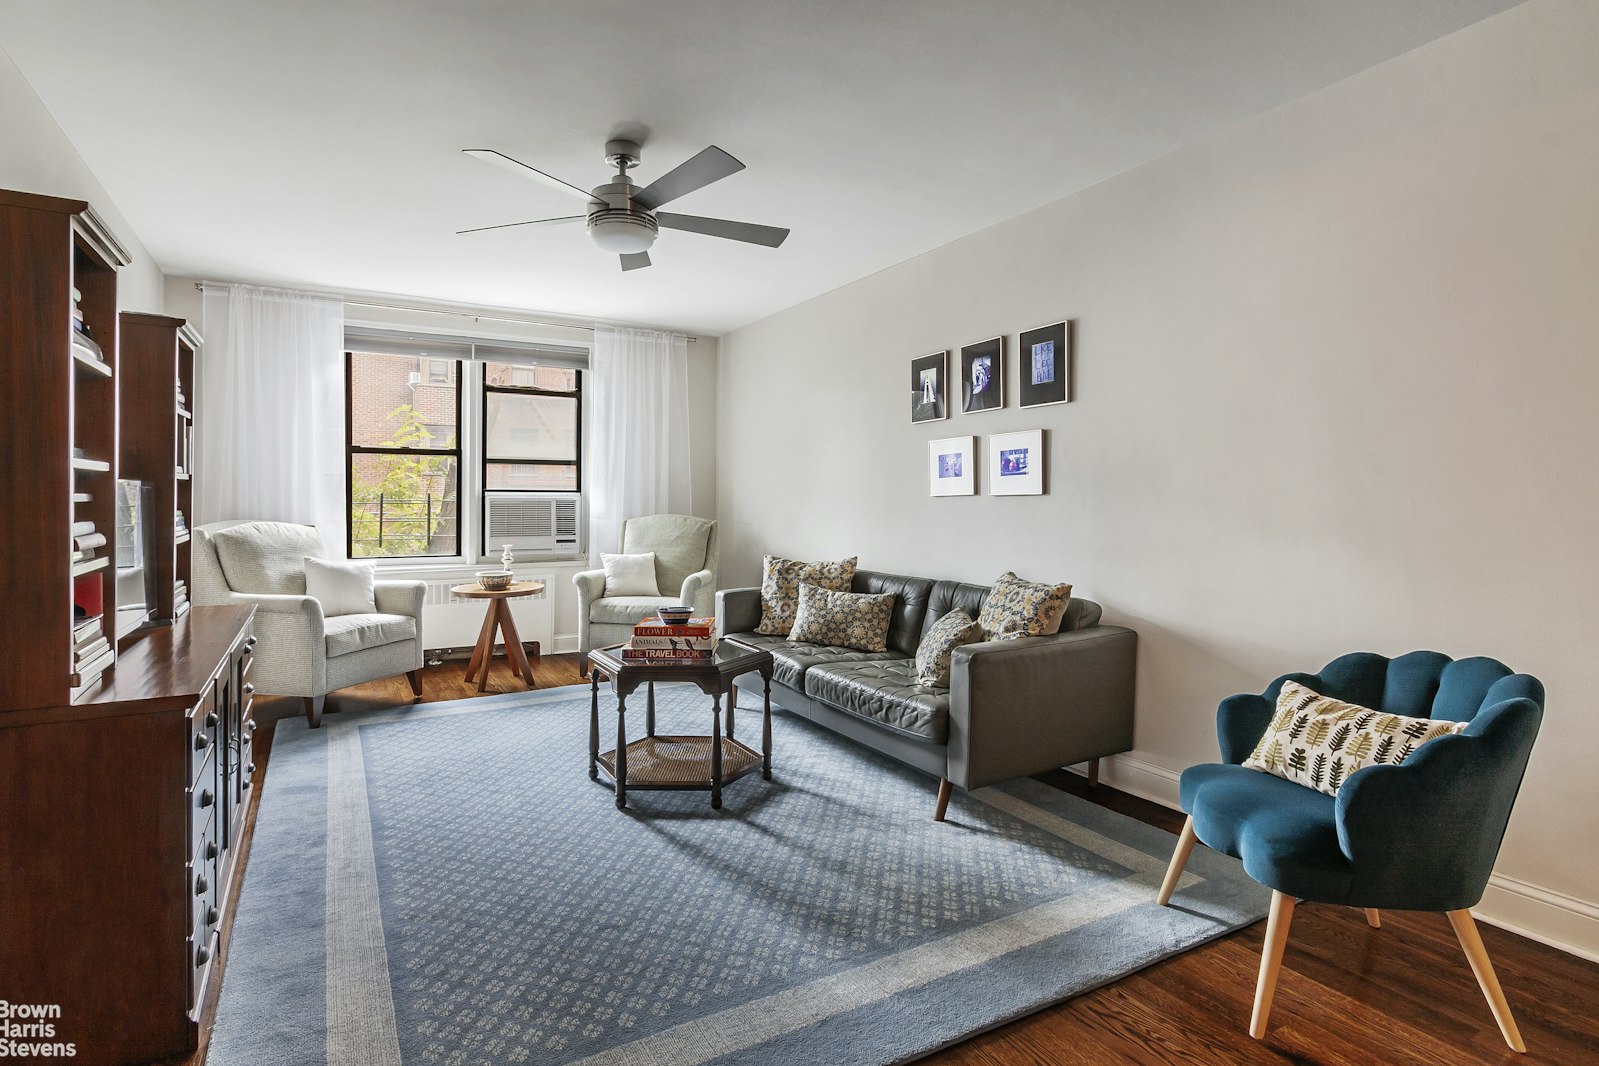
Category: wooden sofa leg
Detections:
[
  {"x1": 1087, "y1": 757, "x2": 1100, "y2": 788},
  {"x1": 934, "y1": 778, "x2": 953, "y2": 822},
  {"x1": 406, "y1": 669, "x2": 423, "y2": 699},
  {"x1": 1250, "y1": 890, "x2": 1296, "y2": 1040},
  {"x1": 1449, "y1": 909, "x2": 1527, "y2": 1053},
  {"x1": 1364, "y1": 908, "x2": 1382, "y2": 929},
  {"x1": 304, "y1": 694, "x2": 325, "y2": 729},
  {"x1": 1157, "y1": 815, "x2": 1198, "y2": 906},
  {"x1": 580, "y1": 654, "x2": 589, "y2": 680}
]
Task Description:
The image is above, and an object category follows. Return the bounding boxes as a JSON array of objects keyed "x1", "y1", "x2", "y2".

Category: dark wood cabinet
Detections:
[{"x1": 0, "y1": 605, "x2": 256, "y2": 1065}]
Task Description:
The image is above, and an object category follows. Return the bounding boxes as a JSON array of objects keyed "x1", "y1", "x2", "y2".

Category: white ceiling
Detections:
[{"x1": 0, "y1": 1, "x2": 1520, "y2": 335}]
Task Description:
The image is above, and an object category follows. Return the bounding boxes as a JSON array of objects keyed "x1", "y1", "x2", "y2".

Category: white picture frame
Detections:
[
  {"x1": 988, "y1": 429, "x2": 1044, "y2": 495},
  {"x1": 928, "y1": 435, "x2": 975, "y2": 496}
]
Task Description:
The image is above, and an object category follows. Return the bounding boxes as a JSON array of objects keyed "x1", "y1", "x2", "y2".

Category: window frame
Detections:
[
  {"x1": 344, "y1": 349, "x2": 465, "y2": 560},
  {"x1": 478, "y1": 363, "x2": 583, "y2": 497}
]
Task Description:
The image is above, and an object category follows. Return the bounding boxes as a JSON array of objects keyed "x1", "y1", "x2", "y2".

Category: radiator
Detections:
[{"x1": 419, "y1": 576, "x2": 554, "y2": 653}]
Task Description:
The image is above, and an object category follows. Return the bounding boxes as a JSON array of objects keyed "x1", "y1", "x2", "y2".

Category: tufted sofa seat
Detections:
[{"x1": 717, "y1": 569, "x2": 1138, "y2": 818}]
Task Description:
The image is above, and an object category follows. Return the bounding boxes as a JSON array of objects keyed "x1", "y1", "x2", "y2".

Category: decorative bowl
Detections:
[
  {"x1": 658, "y1": 605, "x2": 695, "y2": 625},
  {"x1": 476, "y1": 570, "x2": 514, "y2": 591}
]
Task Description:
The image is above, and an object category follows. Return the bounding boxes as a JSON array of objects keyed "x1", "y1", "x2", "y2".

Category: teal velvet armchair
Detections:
[{"x1": 1157, "y1": 651, "x2": 1544, "y2": 1052}]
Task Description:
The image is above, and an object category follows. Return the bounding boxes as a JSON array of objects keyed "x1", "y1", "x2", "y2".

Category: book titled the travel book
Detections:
[{"x1": 621, "y1": 647, "x2": 714, "y2": 662}]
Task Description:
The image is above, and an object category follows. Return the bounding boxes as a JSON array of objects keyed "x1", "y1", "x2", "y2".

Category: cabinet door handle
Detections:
[
  {"x1": 206, "y1": 906, "x2": 220, "y2": 926},
  {"x1": 199, "y1": 789, "x2": 215, "y2": 808},
  {"x1": 205, "y1": 712, "x2": 219, "y2": 728},
  {"x1": 245, "y1": 635, "x2": 257, "y2": 648},
  {"x1": 242, "y1": 682, "x2": 255, "y2": 694},
  {"x1": 194, "y1": 874, "x2": 209, "y2": 896},
  {"x1": 195, "y1": 944, "x2": 211, "y2": 967},
  {"x1": 205, "y1": 842, "x2": 218, "y2": 861},
  {"x1": 194, "y1": 734, "x2": 208, "y2": 752}
]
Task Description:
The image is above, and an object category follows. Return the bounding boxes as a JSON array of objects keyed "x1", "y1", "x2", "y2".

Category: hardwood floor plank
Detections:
[{"x1": 171, "y1": 653, "x2": 1599, "y2": 1066}]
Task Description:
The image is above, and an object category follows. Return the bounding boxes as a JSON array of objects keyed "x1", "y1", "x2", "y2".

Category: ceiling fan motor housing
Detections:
[{"x1": 587, "y1": 172, "x2": 658, "y2": 253}]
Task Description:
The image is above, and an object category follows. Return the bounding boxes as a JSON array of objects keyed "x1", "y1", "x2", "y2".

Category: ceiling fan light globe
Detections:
[{"x1": 588, "y1": 214, "x2": 658, "y2": 254}]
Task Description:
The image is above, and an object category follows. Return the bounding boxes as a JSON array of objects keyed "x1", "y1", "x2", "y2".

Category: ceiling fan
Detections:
[{"x1": 458, "y1": 139, "x2": 790, "y2": 271}]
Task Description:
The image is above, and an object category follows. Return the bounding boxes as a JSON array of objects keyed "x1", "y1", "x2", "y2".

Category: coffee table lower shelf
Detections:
[{"x1": 596, "y1": 734, "x2": 764, "y2": 805}]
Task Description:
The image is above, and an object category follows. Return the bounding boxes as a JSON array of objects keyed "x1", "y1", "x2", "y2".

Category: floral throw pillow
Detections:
[
  {"x1": 787, "y1": 584, "x2": 895, "y2": 653},
  {"x1": 1244, "y1": 681, "x2": 1469, "y2": 796},
  {"x1": 755, "y1": 555, "x2": 858, "y2": 636},
  {"x1": 914, "y1": 609, "x2": 984, "y2": 687},
  {"x1": 976, "y1": 571, "x2": 1073, "y2": 640}
]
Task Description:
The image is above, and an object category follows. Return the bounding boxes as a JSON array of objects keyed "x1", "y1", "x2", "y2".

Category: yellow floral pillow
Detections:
[
  {"x1": 1244, "y1": 681, "x2": 1468, "y2": 796},
  {"x1": 755, "y1": 555, "x2": 858, "y2": 636},
  {"x1": 787, "y1": 584, "x2": 895, "y2": 653},
  {"x1": 976, "y1": 572, "x2": 1073, "y2": 640}
]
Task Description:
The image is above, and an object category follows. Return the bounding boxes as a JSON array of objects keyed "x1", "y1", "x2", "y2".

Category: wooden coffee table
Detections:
[
  {"x1": 449, "y1": 581, "x2": 546, "y2": 692},
  {"x1": 587, "y1": 639, "x2": 774, "y2": 810}
]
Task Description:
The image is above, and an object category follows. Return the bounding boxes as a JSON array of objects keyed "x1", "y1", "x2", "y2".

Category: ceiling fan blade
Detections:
[
  {"x1": 655, "y1": 212, "x2": 790, "y2": 248},
  {"x1": 462, "y1": 149, "x2": 596, "y2": 202},
  {"x1": 455, "y1": 215, "x2": 584, "y2": 235},
  {"x1": 633, "y1": 146, "x2": 745, "y2": 210},
  {"x1": 620, "y1": 252, "x2": 652, "y2": 271}
]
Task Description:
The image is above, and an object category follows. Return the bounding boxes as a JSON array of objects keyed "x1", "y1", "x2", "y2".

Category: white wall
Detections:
[
  {"x1": 0, "y1": 45, "x2": 163, "y2": 310},
  {"x1": 717, "y1": 0, "x2": 1599, "y2": 957}
]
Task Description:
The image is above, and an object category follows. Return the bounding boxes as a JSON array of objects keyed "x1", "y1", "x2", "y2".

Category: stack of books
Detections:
[
  {"x1": 173, "y1": 578, "x2": 189, "y2": 616},
  {"x1": 622, "y1": 616, "x2": 716, "y2": 663},
  {"x1": 69, "y1": 286, "x2": 109, "y2": 371},
  {"x1": 72, "y1": 615, "x2": 111, "y2": 689},
  {"x1": 70, "y1": 519, "x2": 105, "y2": 564},
  {"x1": 175, "y1": 509, "x2": 189, "y2": 537}
]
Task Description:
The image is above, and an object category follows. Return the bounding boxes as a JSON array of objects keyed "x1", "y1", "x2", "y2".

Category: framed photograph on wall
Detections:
[
  {"x1": 989, "y1": 429, "x2": 1044, "y2": 496},
  {"x1": 960, "y1": 336, "x2": 1005, "y2": 414},
  {"x1": 911, "y1": 351, "x2": 948, "y2": 423},
  {"x1": 928, "y1": 435, "x2": 975, "y2": 496},
  {"x1": 1018, "y1": 320, "x2": 1070, "y2": 408}
]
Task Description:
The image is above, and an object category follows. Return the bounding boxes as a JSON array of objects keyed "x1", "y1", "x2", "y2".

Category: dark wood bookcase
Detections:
[
  {"x1": 0, "y1": 188, "x2": 131, "y2": 710},
  {"x1": 119, "y1": 312, "x2": 201, "y2": 633}
]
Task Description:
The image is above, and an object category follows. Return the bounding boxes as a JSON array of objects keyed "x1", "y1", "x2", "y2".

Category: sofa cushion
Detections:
[
  {"x1": 325, "y1": 613, "x2": 417, "y2": 658},
  {"x1": 914, "y1": 608, "x2": 983, "y2": 687},
  {"x1": 756, "y1": 555, "x2": 858, "y2": 636},
  {"x1": 851, "y1": 571, "x2": 935, "y2": 657},
  {"x1": 804, "y1": 660, "x2": 951, "y2": 743},
  {"x1": 788, "y1": 585, "x2": 895, "y2": 652},
  {"x1": 977, "y1": 571, "x2": 1074, "y2": 640},
  {"x1": 727, "y1": 632, "x2": 900, "y2": 690},
  {"x1": 589, "y1": 595, "x2": 681, "y2": 626},
  {"x1": 212, "y1": 521, "x2": 325, "y2": 595}
]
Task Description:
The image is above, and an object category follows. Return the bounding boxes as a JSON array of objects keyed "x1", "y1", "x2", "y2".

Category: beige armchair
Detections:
[
  {"x1": 574, "y1": 515, "x2": 718, "y2": 670},
  {"x1": 192, "y1": 520, "x2": 426, "y2": 727}
]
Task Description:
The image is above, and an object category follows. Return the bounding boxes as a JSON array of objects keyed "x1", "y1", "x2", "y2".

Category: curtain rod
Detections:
[{"x1": 193, "y1": 281, "x2": 698, "y2": 341}]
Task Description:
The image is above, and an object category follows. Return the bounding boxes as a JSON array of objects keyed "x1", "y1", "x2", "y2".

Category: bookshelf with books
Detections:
[
  {"x1": 120, "y1": 312, "x2": 202, "y2": 631},
  {"x1": 0, "y1": 188, "x2": 130, "y2": 709}
]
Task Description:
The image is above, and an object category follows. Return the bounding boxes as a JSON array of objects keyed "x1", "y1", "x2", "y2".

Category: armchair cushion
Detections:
[
  {"x1": 601, "y1": 552, "x2": 661, "y2": 597},
  {"x1": 1243, "y1": 681, "x2": 1467, "y2": 796},
  {"x1": 620, "y1": 515, "x2": 712, "y2": 601},
  {"x1": 325, "y1": 613, "x2": 417, "y2": 658},
  {"x1": 304, "y1": 557, "x2": 377, "y2": 616},
  {"x1": 589, "y1": 595, "x2": 683, "y2": 626},
  {"x1": 211, "y1": 521, "x2": 325, "y2": 595}
]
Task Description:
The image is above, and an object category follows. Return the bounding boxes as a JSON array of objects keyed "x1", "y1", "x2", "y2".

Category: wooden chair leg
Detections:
[
  {"x1": 304, "y1": 694, "x2": 325, "y2": 729},
  {"x1": 1364, "y1": 908, "x2": 1382, "y2": 929},
  {"x1": 1086, "y1": 757, "x2": 1100, "y2": 788},
  {"x1": 405, "y1": 669, "x2": 423, "y2": 698},
  {"x1": 1157, "y1": 815, "x2": 1199, "y2": 906},
  {"x1": 1448, "y1": 909, "x2": 1527, "y2": 1053},
  {"x1": 933, "y1": 778, "x2": 953, "y2": 821},
  {"x1": 1250, "y1": 890, "x2": 1296, "y2": 1040}
]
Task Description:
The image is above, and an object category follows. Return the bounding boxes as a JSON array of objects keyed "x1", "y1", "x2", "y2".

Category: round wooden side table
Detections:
[{"x1": 449, "y1": 581, "x2": 546, "y2": 692}]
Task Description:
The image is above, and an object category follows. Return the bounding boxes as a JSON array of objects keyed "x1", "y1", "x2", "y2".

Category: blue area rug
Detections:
[{"x1": 209, "y1": 684, "x2": 1267, "y2": 1065}]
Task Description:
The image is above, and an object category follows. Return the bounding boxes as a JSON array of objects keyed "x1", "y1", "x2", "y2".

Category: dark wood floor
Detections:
[{"x1": 186, "y1": 653, "x2": 1599, "y2": 1066}]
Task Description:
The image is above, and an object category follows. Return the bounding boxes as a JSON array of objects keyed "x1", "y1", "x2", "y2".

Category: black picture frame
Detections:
[
  {"x1": 911, "y1": 351, "x2": 948, "y2": 423},
  {"x1": 1018, "y1": 320, "x2": 1070, "y2": 408},
  {"x1": 960, "y1": 336, "x2": 1005, "y2": 414}
]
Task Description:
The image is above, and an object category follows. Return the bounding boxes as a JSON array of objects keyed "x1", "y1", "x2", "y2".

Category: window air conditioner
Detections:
[
  {"x1": 407, "y1": 371, "x2": 422, "y2": 387},
  {"x1": 484, "y1": 492, "x2": 582, "y2": 556}
]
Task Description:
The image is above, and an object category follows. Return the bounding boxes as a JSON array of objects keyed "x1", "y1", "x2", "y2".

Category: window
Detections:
[
  {"x1": 346, "y1": 351, "x2": 461, "y2": 558},
  {"x1": 482, "y1": 362, "x2": 580, "y2": 492}
]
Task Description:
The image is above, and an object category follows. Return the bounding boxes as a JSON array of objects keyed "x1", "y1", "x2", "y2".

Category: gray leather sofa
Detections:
[{"x1": 717, "y1": 570, "x2": 1137, "y2": 819}]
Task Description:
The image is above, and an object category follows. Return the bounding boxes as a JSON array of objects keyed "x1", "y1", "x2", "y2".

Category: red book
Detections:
[{"x1": 633, "y1": 616, "x2": 715, "y2": 638}]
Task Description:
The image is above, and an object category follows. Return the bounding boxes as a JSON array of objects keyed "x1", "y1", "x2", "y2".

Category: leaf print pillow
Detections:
[{"x1": 1243, "y1": 681, "x2": 1468, "y2": 796}]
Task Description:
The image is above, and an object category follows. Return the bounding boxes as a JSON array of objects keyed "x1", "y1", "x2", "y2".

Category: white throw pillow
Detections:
[
  {"x1": 304, "y1": 557, "x2": 377, "y2": 617},
  {"x1": 602, "y1": 552, "x2": 661, "y2": 597}
]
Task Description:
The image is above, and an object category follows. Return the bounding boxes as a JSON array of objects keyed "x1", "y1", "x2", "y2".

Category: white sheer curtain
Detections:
[
  {"x1": 197, "y1": 285, "x2": 346, "y2": 553},
  {"x1": 587, "y1": 326, "x2": 693, "y2": 560}
]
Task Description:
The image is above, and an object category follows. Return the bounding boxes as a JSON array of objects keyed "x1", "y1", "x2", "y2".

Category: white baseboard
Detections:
[
  {"x1": 552, "y1": 633, "x2": 578, "y2": 654},
  {"x1": 1067, "y1": 752, "x2": 1599, "y2": 962}
]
